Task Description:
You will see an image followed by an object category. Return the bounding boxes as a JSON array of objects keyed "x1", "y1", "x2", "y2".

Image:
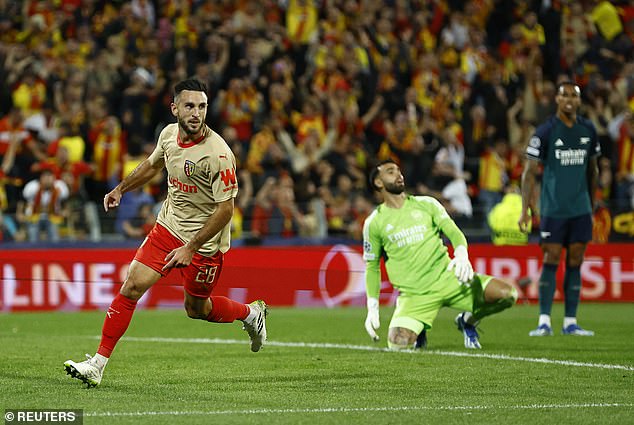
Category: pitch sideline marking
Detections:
[
  {"x1": 85, "y1": 403, "x2": 633, "y2": 417},
  {"x1": 94, "y1": 336, "x2": 634, "y2": 371}
]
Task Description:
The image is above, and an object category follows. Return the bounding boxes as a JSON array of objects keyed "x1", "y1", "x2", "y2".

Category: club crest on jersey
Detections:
[{"x1": 184, "y1": 160, "x2": 196, "y2": 177}]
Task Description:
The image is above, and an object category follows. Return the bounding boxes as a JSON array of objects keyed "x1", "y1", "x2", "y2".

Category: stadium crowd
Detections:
[{"x1": 0, "y1": 0, "x2": 633, "y2": 243}]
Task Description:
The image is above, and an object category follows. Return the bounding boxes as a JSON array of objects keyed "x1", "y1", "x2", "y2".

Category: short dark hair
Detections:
[
  {"x1": 174, "y1": 78, "x2": 208, "y2": 99},
  {"x1": 368, "y1": 159, "x2": 397, "y2": 192}
]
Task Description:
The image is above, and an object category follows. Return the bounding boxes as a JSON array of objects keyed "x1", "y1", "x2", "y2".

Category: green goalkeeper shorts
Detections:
[{"x1": 388, "y1": 273, "x2": 493, "y2": 334}]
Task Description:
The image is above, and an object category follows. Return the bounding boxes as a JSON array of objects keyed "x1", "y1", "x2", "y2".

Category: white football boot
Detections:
[
  {"x1": 64, "y1": 354, "x2": 103, "y2": 388},
  {"x1": 242, "y1": 300, "x2": 268, "y2": 352}
]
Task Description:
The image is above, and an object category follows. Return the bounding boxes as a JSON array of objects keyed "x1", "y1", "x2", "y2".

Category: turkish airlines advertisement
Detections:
[{"x1": 0, "y1": 244, "x2": 632, "y2": 311}]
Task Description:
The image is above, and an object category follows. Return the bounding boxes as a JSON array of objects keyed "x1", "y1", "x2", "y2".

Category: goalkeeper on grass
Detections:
[{"x1": 362, "y1": 160, "x2": 517, "y2": 349}]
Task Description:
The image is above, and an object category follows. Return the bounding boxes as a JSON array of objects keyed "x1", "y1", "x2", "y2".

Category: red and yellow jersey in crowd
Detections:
[
  {"x1": 384, "y1": 128, "x2": 418, "y2": 155},
  {"x1": 12, "y1": 80, "x2": 46, "y2": 117},
  {"x1": 412, "y1": 68, "x2": 440, "y2": 109},
  {"x1": 311, "y1": 69, "x2": 347, "y2": 95},
  {"x1": 47, "y1": 136, "x2": 86, "y2": 164},
  {"x1": 246, "y1": 128, "x2": 277, "y2": 175},
  {"x1": 291, "y1": 112, "x2": 326, "y2": 146},
  {"x1": 32, "y1": 159, "x2": 92, "y2": 194},
  {"x1": 221, "y1": 87, "x2": 261, "y2": 141},
  {"x1": 89, "y1": 120, "x2": 126, "y2": 182},
  {"x1": 519, "y1": 22, "x2": 545, "y2": 46},
  {"x1": 0, "y1": 117, "x2": 33, "y2": 156},
  {"x1": 479, "y1": 149, "x2": 507, "y2": 192},
  {"x1": 286, "y1": 0, "x2": 318, "y2": 44}
]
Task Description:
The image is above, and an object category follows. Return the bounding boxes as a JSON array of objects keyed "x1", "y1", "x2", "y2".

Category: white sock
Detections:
[
  {"x1": 243, "y1": 305, "x2": 256, "y2": 323},
  {"x1": 563, "y1": 317, "x2": 577, "y2": 328},
  {"x1": 462, "y1": 311, "x2": 476, "y2": 325},
  {"x1": 538, "y1": 314, "x2": 551, "y2": 328},
  {"x1": 93, "y1": 353, "x2": 109, "y2": 369}
]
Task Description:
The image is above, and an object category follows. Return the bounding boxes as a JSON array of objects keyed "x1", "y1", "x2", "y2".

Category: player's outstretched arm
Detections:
[{"x1": 104, "y1": 159, "x2": 163, "y2": 211}]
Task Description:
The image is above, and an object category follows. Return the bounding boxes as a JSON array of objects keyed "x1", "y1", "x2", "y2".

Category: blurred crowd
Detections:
[{"x1": 0, "y1": 0, "x2": 633, "y2": 244}]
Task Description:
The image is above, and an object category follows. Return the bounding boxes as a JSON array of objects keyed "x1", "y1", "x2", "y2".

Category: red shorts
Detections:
[{"x1": 134, "y1": 223, "x2": 223, "y2": 298}]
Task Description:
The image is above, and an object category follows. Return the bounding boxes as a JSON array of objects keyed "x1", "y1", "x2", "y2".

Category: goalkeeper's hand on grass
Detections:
[
  {"x1": 447, "y1": 245, "x2": 474, "y2": 285},
  {"x1": 365, "y1": 297, "x2": 380, "y2": 341}
]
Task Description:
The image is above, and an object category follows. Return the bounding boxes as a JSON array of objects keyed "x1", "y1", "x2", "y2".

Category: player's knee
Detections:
[
  {"x1": 567, "y1": 257, "x2": 583, "y2": 268},
  {"x1": 387, "y1": 327, "x2": 417, "y2": 350},
  {"x1": 120, "y1": 280, "x2": 145, "y2": 300},
  {"x1": 505, "y1": 286, "x2": 518, "y2": 307}
]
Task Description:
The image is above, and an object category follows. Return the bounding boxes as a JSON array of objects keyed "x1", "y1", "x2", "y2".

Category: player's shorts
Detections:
[
  {"x1": 134, "y1": 223, "x2": 223, "y2": 298},
  {"x1": 388, "y1": 273, "x2": 494, "y2": 334},
  {"x1": 539, "y1": 214, "x2": 592, "y2": 246}
]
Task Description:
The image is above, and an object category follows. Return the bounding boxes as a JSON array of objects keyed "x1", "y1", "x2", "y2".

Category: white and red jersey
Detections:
[{"x1": 148, "y1": 123, "x2": 238, "y2": 257}]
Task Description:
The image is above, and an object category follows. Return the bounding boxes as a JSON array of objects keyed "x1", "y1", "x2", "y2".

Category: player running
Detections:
[
  {"x1": 363, "y1": 160, "x2": 517, "y2": 350},
  {"x1": 64, "y1": 79, "x2": 267, "y2": 387}
]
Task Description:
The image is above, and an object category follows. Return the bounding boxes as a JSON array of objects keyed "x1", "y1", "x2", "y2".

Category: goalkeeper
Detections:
[{"x1": 362, "y1": 160, "x2": 517, "y2": 349}]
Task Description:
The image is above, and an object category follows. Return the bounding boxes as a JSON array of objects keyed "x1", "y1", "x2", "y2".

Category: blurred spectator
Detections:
[
  {"x1": 47, "y1": 121, "x2": 86, "y2": 164},
  {"x1": 487, "y1": 186, "x2": 528, "y2": 245},
  {"x1": 86, "y1": 114, "x2": 126, "y2": 204},
  {"x1": 22, "y1": 169, "x2": 69, "y2": 242},
  {"x1": 278, "y1": 124, "x2": 335, "y2": 175},
  {"x1": 114, "y1": 186, "x2": 154, "y2": 238},
  {"x1": 478, "y1": 138, "x2": 508, "y2": 220},
  {"x1": 615, "y1": 113, "x2": 634, "y2": 210},
  {"x1": 590, "y1": 1, "x2": 623, "y2": 42},
  {"x1": 11, "y1": 65, "x2": 46, "y2": 118},
  {"x1": 213, "y1": 77, "x2": 263, "y2": 145},
  {"x1": 121, "y1": 201, "x2": 156, "y2": 239},
  {"x1": 250, "y1": 174, "x2": 314, "y2": 239},
  {"x1": 245, "y1": 118, "x2": 288, "y2": 186}
]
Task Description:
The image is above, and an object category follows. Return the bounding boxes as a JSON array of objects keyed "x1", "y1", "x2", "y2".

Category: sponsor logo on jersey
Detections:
[
  {"x1": 169, "y1": 176, "x2": 198, "y2": 193},
  {"x1": 580, "y1": 137, "x2": 590, "y2": 145},
  {"x1": 540, "y1": 231, "x2": 551, "y2": 238},
  {"x1": 554, "y1": 138, "x2": 564, "y2": 146},
  {"x1": 411, "y1": 210, "x2": 422, "y2": 219},
  {"x1": 363, "y1": 240, "x2": 375, "y2": 260},
  {"x1": 386, "y1": 224, "x2": 394, "y2": 231},
  {"x1": 219, "y1": 168, "x2": 237, "y2": 192},
  {"x1": 555, "y1": 148, "x2": 587, "y2": 165},
  {"x1": 386, "y1": 224, "x2": 427, "y2": 248},
  {"x1": 529, "y1": 137, "x2": 541, "y2": 148},
  {"x1": 184, "y1": 160, "x2": 196, "y2": 177}
]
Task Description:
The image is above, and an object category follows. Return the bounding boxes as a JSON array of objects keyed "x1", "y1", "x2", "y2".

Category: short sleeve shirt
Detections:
[
  {"x1": 526, "y1": 115, "x2": 600, "y2": 218},
  {"x1": 148, "y1": 124, "x2": 238, "y2": 256}
]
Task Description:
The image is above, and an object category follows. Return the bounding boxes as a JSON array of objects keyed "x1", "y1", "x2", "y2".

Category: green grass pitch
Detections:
[{"x1": 1, "y1": 304, "x2": 633, "y2": 425}]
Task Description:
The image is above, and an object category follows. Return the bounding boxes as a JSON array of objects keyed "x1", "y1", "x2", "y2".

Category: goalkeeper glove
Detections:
[
  {"x1": 364, "y1": 297, "x2": 380, "y2": 341},
  {"x1": 447, "y1": 245, "x2": 474, "y2": 284}
]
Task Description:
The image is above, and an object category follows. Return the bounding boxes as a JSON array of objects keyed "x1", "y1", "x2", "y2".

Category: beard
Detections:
[
  {"x1": 384, "y1": 181, "x2": 405, "y2": 194},
  {"x1": 178, "y1": 116, "x2": 203, "y2": 135}
]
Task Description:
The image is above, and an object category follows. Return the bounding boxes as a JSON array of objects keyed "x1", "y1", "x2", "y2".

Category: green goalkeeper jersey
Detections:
[{"x1": 362, "y1": 195, "x2": 467, "y2": 298}]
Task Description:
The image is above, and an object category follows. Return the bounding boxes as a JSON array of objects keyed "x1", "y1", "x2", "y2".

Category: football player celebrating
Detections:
[{"x1": 64, "y1": 79, "x2": 267, "y2": 387}]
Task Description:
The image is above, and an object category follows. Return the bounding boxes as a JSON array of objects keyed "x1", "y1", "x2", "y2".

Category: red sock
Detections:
[
  {"x1": 206, "y1": 296, "x2": 249, "y2": 323},
  {"x1": 97, "y1": 293, "x2": 138, "y2": 357}
]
